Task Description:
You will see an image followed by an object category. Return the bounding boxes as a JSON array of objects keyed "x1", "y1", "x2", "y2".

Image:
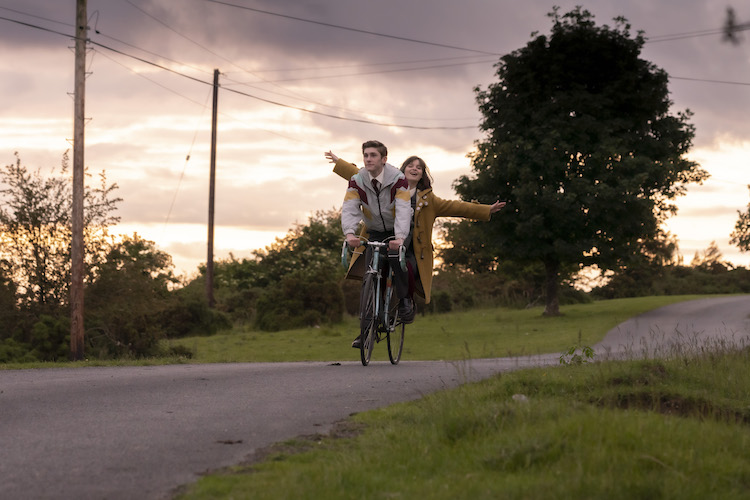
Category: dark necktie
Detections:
[{"x1": 372, "y1": 179, "x2": 380, "y2": 193}]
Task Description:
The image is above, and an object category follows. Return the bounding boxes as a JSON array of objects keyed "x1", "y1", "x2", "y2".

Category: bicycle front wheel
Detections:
[
  {"x1": 387, "y1": 313, "x2": 405, "y2": 365},
  {"x1": 359, "y1": 273, "x2": 377, "y2": 366}
]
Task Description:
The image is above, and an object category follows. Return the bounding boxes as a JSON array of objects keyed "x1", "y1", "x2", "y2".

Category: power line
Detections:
[
  {"x1": 219, "y1": 73, "x2": 478, "y2": 122},
  {"x1": 163, "y1": 87, "x2": 213, "y2": 234},
  {"x1": 0, "y1": 6, "x2": 73, "y2": 28},
  {"x1": 120, "y1": 1, "x2": 480, "y2": 125},
  {"x1": 647, "y1": 28, "x2": 727, "y2": 43},
  {"x1": 92, "y1": 45, "x2": 340, "y2": 147},
  {"x1": 646, "y1": 23, "x2": 750, "y2": 43},
  {"x1": 671, "y1": 75, "x2": 750, "y2": 86},
  {"x1": 202, "y1": 0, "x2": 500, "y2": 56},
  {"x1": 243, "y1": 53, "x2": 497, "y2": 74},
  {"x1": 95, "y1": 29, "x2": 214, "y2": 77},
  {"x1": 0, "y1": 14, "x2": 74, "y2": 39},
  {"x1": 89, "y1": 38, "x2": 477, "y2": 130},
  {"x1": 0, "y1": 12, "x2": 480, "y2": 129},
  {"x1": 249, "y1": 58, "x2": 497, "y2": 83}
]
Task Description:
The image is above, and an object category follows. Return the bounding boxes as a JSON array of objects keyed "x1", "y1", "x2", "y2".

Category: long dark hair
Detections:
[{"x1": 400, "y1": 156, "x2": 433, "y2": 190}]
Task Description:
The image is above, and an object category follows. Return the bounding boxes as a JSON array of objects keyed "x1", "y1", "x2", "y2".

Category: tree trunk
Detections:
[{"x1": 543, "y1": 258, "x2": 560, "y2": 316}]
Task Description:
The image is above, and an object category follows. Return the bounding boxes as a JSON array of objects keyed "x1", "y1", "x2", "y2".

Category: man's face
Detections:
[{"x1": 363, "y1": 147, "x2": 386, "y2": 176}]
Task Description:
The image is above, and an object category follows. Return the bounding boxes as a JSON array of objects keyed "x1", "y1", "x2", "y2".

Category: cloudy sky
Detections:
[{"x1": 1, "y1": 0, "x2": 749, "y2": 277}]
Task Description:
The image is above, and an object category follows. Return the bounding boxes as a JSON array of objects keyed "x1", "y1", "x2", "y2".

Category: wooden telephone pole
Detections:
[
  {"x1": 70, "y1": 0, "x2": 87, "y2": 360},
  {"x1": 206, "y1": 69, "x2": 219, "y2": 307}
]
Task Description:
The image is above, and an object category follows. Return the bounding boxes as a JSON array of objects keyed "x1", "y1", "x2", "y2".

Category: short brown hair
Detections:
[{"x1": 362, "y1": 140, "x2": 387, "y2": 158}]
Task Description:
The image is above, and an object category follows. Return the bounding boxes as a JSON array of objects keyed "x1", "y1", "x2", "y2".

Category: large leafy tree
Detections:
[{"x1": 447, "y1": 7, "x2": 707, "y2": 315}]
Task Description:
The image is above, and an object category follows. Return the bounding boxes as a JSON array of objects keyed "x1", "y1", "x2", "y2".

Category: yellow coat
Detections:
[{"x1": 334, "y1": 159, "x2": 491, "y2": 304}]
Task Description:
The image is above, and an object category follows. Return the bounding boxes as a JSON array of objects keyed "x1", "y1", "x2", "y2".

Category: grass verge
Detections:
[
  {"x1": 178, "y1": 344, "x2": 750, "y2": 499},
  {"x1": 169, "y1": 295, "x2": 712, "y2": 364}
]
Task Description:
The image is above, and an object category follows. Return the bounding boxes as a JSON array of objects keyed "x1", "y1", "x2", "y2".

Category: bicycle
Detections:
[{"x1": 341, "y1": 237, "x2": 407, "y2": 366}]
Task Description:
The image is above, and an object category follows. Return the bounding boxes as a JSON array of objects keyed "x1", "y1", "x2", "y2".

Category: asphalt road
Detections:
[{"x1": 2, "y1": 295, "x2": 750, "y2": 499}]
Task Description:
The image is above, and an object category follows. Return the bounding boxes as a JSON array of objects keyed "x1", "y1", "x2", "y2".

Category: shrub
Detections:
[{"x1": 255, "y1": 270, "x2": 344, "y2": 331}]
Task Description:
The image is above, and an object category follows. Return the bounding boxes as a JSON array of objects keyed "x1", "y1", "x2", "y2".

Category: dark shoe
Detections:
[
  {"x1": 398, "y1": 298, "x2": 415, "y2": 324},
  {"x1": 351, "y1": 336, "x2": 362, "y2": 349}
]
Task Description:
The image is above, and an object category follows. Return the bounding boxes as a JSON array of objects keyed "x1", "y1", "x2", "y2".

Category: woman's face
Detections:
[{"x1": 403, "y1": 159, "x2": 424, "y2": 184}]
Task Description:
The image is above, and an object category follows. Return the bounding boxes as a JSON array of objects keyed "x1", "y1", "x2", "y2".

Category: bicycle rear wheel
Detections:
[{"x1": 359, "y1": 273, "x2": 377, "y2": 366}]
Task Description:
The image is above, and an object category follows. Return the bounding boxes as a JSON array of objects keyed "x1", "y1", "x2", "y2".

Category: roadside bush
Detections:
[
  {"x1": 0, "y1": 338, "x2": 36, "y2": 363},
  {"x1": 341, "y1": 279, "x2": 361, "y2": 316},
  {"x1": 87, "y1": 318, "x2": 163, "y2": 360},
  {"x1": 215, "y1": 287, "x2": 258, "y2": 325},
  {"x1": 161, "y1": 292, "x2": 232, "y2": 338},
  {"x1": 29, "y1": 314, "x2": 70, "y2": 361},
  {"x1": 255, "y1": 270, "x2": 343, "y2": 331},
  {"x1": 428, "y1": 290, "x2": 453, "y2": 314}
]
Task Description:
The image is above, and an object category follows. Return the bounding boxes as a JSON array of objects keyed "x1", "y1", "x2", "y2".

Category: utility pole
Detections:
[
  {"x1": 70, "y1": 0, "x2": 87, "y2": 360},
  {"x1": 206, "y1": 69, "x2": 219, "y2": 307}
]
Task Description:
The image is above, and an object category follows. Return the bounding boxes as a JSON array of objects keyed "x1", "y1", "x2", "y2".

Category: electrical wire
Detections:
[
  {"x1": 0, "y1": 5, "x2": 73, "y2": 28},
  {"x1": 93, "y1": 46, "x2": 331, "y2": 147},
  {"x1": 4, "y1": 5, "x2": 460, "y2": 147},
  {"x1": 89, "y1": 38, "x2": 478, "y2": 130},
  {"x1": 670, "y1": 75, "x2": 750, "y2": 86},
  {"x1": 201, "y1": 0, "x2": 500, "y2": 55},
  {"x1": 219, "y1": 72, "x2": 478, "y2": 122},
  {"x1": 162, "y1": 87, "x2": 213, "y2": 234},
  {"x1": 253, "y1": 57, "x2": 497, "y2": 83},
  {"x1": 241, "y1": 53, "x2": 497, "y2": 74},
  {"x1": 119, "y1": 1, "x2": 481, "y2": 126},
  {"x1": 646, "y1": 23, "x2": 750, "y2": 43}
]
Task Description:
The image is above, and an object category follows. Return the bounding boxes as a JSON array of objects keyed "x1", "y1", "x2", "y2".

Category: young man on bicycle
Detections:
[{"x1": 342, "y1": 140, "x2": 414, "y2": 348}]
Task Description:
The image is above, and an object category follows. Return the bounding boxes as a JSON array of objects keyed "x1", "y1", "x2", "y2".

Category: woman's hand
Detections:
[
  {"x1": 490, "y1": 200, "x2": 507, "y2": 214},
  {"x1": 325, "y1": 151, "x2": 339, "y2": 163}
]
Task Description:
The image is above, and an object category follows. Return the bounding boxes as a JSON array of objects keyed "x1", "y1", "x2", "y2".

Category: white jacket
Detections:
[{"x1": 341, "y1": 163, "x2": 411, "y2": 241}]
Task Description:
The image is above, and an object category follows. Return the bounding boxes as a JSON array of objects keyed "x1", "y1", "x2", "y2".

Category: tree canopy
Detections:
[
  {"x1": 0, "y1": 152, "x2": 121, "y2": 312},
  {"x1": 445, "y1": 7, "x2": 708, "y2": 315}
]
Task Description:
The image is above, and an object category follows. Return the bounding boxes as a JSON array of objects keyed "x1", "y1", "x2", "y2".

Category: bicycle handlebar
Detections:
[{"x1": 341, "y1": 237, "x2": 407, "y2": 272}]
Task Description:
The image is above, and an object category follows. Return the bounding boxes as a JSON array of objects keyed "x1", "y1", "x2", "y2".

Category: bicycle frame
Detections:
[
  {"x1": 342, "y1": 237, "x2": 407, "y2": 365},
  {"x1": 342, "y1": 239, "x2": 405, "y2": 328},
  {"x1": 365, "y1": 241, "x2": 392, "y2": 331}
]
